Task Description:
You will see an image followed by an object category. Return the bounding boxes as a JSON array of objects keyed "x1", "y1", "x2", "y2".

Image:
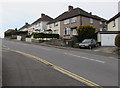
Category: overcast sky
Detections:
[{"x1": 0, "y1": 0, "x2": 119, "y2": 38}]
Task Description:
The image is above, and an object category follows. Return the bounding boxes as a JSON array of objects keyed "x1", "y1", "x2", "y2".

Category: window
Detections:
[
  {"x1": 71, "y1": 17, "x2": 77, "y2": 23},
  {"x1": 90, "y1": 18, "x2": 93, "y2": 24},
  {"x1": 100, "y1": 28, "x2": 103, "y2": 31},
  {"x1": 72, "y1": 29, "x2": 77, "y2": 35},
  {"x1": 54, "y1": 22, "x2": 58, "y2": 26},
  {"x1": 49, "y1": 24, "x2": 52, "y2": 28},
  {"x1": 53, "y1": 30, "x2": 58, "y2": 34},
  {"x1": 64, "y1": 19, "x2": 70, "y2": 24},
  {"x1": 64, "y1": 28, "x2": 71, "y2": 35},
  {"x1": 113, "y1": 20, "x2": 116, "y2": 27},
  {"x1": 100, "y1": 22, "x2": 102, "y2": 25}
]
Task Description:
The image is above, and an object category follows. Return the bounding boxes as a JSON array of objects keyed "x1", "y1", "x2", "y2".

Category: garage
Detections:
[{"x1": 98, "y1": 31, "x2": 120, "y2": 46}]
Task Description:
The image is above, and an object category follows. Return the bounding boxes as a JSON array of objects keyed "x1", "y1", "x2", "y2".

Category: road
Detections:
[
  {"x1": 2, "y1": 47, "x2": 86, "y2": 86},
  {"x1": 2, "y1": 39, "x2": 119, "y2": 87}
]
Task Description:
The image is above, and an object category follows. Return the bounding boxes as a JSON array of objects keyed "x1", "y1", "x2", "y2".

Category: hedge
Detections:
[
  {"x1": 17, "y1": 31, "x2": 28, "y2": 35},
  {"x1": 115, "y1": 34, "x2": 120, "y2": 47},
  {"x1": 34, "y1": 33, "x2": 59, "y2": 39}
]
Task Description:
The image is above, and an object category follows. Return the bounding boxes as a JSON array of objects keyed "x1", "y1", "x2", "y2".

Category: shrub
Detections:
[
  {"x1": 17, "y1": 31, "x2": 28, "y2": 35},
  {"x1": 115, "y1": 34, "x2": 120, "y2": 47},
  {"x1": 33, "y1": 33, "x2": 59, "y2": 39},
  {"x1": 76, "y1": 25, "x2": 96, "y2": 42}
]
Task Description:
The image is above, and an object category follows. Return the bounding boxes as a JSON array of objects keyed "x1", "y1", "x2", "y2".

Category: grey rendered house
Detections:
[{"x1": 47, "y1": 6, "x2": 107, "y2": 40}]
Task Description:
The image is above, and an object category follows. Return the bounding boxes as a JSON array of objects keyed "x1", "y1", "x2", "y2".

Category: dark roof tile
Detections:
[
  {"x1": 48, "y1": 8, "x2": 107, "y2": 24},
  {"x1": 107, "y1": 12, "x2": 120, "y2": 23}
]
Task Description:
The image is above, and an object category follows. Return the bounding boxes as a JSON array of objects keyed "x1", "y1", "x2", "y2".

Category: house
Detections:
[
  {"x1": 98, "y1": 12, "x2": 120, "y2": 46},
  {"x1": 47, "y1": 16, "x2": 61, "y2": 35},
  {"x1": 47, "y1": 6, "x2": 107, "y2": 40},
  {"x1": 28, "y1": 13, "x2": 53, "y2": 35},
  {"x1": 19, "y1": 22, "x2": 30, "y2": 31}
]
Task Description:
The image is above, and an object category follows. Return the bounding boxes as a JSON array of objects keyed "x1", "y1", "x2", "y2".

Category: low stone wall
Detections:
[
  {"x1": 45, "y1": 39, "x2": 65, "y2": 46},
  {"x1": 25, "y1": 38, "x2": 32, "y2": 43}
]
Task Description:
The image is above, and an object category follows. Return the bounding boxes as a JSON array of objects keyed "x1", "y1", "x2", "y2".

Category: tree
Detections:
[
  {"x1": 115, "y1": 34, "x2": 120, "y2": 47},
  {"x1": 76, "y1": 25, "x2": 96, "y2": 42}
]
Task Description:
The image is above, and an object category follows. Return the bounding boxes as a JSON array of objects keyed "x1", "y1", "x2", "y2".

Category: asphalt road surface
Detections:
[
  {"x1": 2, "y1": 47, "x2": 86, "y2": 86},
  {"x1": 2, "y1": 39, "x2": 119, "y2": 87}
]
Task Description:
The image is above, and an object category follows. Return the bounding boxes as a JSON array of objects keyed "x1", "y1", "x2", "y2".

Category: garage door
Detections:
[{"x1": 101, "y1": 34, "x2": 117, "y2": 46}]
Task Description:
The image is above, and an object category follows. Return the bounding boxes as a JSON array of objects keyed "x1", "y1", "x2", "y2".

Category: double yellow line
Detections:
[{"x1": 10, "y1": 49, "x2": 102, "y2": 88}]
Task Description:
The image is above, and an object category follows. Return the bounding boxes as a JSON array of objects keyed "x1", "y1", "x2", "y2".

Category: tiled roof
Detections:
[
  {"x1": 19, "y1": 23, "x2": 30, "y2": 30},
  {"x1": 107, "y1": 12, "x2": 120, "y2": 23},
  {"x1": 48, "y1": 8, "x2": 107, "y2": 24},
  {"x1": 5, "y1": 29, "x2": 16, "y2": 33},
  {"x1": 31, "y1": 15, "x2": 53, "y2": 25}
]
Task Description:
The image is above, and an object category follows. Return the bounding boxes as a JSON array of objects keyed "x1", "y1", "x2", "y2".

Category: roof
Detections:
[
  {"x1": 98, "y1": 31, "x2": 120, "y2": 34},
  {"x1": 31, "y1": 15, "x2": 53, "y2": 25},
  {"x1": 48, "y1": 8, "x2": 107, "y2": 24},
  {"x1": 107, "y1": 12, "x2": 120, "y2": 23},
  {"x1": 5, "y1": 29, "x2": 16, "y2": 33},
  {"x1": 19, "y1": 23, "x2": 30, "y2": 30}
]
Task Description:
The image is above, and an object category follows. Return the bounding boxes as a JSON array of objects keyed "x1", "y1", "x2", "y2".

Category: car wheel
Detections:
[{"x1": 89, "y1": 46, "x2": 92, "y2": 49}]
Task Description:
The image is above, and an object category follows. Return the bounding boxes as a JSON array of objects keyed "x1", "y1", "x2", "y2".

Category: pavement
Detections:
[
  {"x1": 2, "y1": 39, "x2": 119, "y2": 87},
  {"x1": 2, "y1": 48, "x2": 86, "y2": 86}
]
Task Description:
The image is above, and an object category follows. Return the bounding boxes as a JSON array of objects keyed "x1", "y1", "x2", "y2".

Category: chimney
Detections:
[
  {"x1": 41, "y1": 13, "x2": 45, "y2": 18},
  {"x1": 90, "y1": 12, "x2": 92, "y2": 15},
  {"x1": 25, "y1": 22, "x2": 28, "y2": 25},
  {"x1": 68, "y1": 5, "x2": 73, "y2": 11}
]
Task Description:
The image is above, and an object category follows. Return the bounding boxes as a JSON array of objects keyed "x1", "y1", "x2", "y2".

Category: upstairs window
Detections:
[
  {"x1": 64, "y1": 19, "x2": 70, "y2": 24},
  {"x1": 53, "y1": 30, "x2": 58, "y2": 34},
  {"x1": 71, "y1": 17, "x2": 77, "y2": 23},
  {"x1": 100, "y1": 21, "x2": 103, "y2": 25},
  {"x1": 54, "y1": 22, "x2": 58, "y2": 26},
  {"x1": 49, "y1": 24, "x2": 52, "y2": 28},
  {"x1": 90, "y1": 18, "x2": 93, "y2": 24},
  {"x1": 113, "y1": 20, "x2": 116, "y2": 27}
]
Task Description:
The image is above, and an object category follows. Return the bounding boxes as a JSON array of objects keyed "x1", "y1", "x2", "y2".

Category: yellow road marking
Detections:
[{"x1": 10, "y1": 49, "x2": 103, "y2": 88}]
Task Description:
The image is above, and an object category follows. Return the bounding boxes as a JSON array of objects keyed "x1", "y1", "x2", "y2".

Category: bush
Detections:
[
  {"x1": 33, "y1": 33, "x2": 59, "y2": 39},
  {"x1": 115, "y1": 34, "x2": 120, "y2": 47},
  {"x1": 17, "y1": 31, "x2": 28, "y2": 35},
  {"x1": 76, "y1": 25, "x2": 96, "y2": 42}
]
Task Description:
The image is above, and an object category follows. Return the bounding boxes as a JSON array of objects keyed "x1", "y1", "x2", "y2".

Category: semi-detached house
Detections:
[
  {"x1": 19, "y1": 13, "x2": 53, "y2": 35},
  {"x1": 28, "y1": 13, "x2": 53, "y2": 35},
  {"x1": 98, "y1": 12, "x2": 120, "y2": 46},
  {"x1": 47, "y1": 6, "x2": 107, "y2": 40}
]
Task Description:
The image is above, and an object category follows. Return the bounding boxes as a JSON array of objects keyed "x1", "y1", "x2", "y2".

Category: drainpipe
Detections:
[{"x1": 80, "y1": 15, "x2": 82, "y2": 25}]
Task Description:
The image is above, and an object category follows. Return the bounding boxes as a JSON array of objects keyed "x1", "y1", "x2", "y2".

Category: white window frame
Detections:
[
  {"x1": 49, "y1": 24, "x2": 52, "y2": 28},
  {"x1": 90, "y1": 18, "x2": 93, "y2": 24},
  {"x1": 113, "y1": 20, "x2": 116, "y2": 27},
  {"x1": 64, "y1": 19, "x2": 70, "y2": 24},
  {"x1": 53, "y1": 30, "x2": 58, "y2": 34},
  {"x1": 54, "y1": 22, "x2": 58, "y2": 26},
  {"x1": 100, "y1": 21, "x2": 102, "y2": 25},
  {"x1": 64, "y1": 28, "x2": 71, "y2": 35},
  {"x1": 71, "y1": 17, "x2": 77, "y2": 23}
]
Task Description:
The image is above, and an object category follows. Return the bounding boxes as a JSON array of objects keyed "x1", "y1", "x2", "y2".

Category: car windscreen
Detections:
[{"x1": 82, "y1": 40, "x2": 91, "y2": 43}]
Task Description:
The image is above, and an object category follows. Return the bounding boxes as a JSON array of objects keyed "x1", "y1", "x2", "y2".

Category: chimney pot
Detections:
[
  {"x1": 68, "y1": 5, "x2": 73, "y2": 11},
  {"x1": 25, "y1": 22, "x2": 28, "y2": 25},
  {"x1": 90, "y1": 12, "x2": 92, "y2": 15},
  {"x1": 41, "y1": 13, "x2": 45, "y2": 18}
]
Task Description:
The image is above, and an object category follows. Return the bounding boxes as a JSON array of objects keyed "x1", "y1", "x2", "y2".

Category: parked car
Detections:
[{"x1": 79, "y1": 39, "x2": 97, "y2": 49}]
